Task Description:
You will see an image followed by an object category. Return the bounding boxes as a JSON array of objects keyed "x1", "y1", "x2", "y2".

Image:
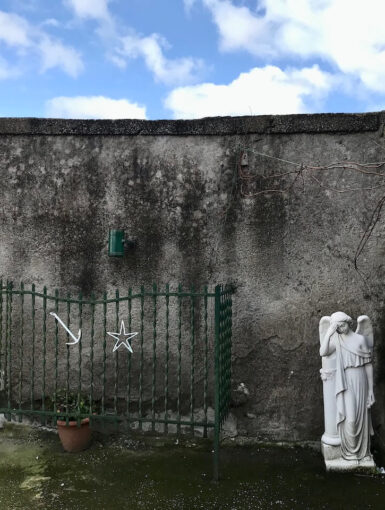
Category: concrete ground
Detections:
[{"x1": 1, "y1": 422, "x2": 385, "y2": 509}]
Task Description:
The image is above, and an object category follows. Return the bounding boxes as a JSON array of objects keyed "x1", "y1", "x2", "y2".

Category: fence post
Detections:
[
  {"x1": 214, "y1": 284, "x2": 221, "y2": 481},
  {"x1": 7, "y1": 281, "x2": 13, "y2": 420}
]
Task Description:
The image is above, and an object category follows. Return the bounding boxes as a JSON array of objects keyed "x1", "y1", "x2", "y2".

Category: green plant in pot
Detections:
[{"x1": 54, "y1": 390, "x2": 92, "y2": 453}]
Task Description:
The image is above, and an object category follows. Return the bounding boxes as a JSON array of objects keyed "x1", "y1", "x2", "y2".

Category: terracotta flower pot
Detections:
[{"x1": 57, "y1": 417, "x2": 91, "y2": 452}]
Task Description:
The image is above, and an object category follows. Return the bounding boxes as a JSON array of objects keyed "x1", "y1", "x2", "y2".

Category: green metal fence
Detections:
[{"x1": 0, "y1": 280, "x2": 233, "y2": 479}]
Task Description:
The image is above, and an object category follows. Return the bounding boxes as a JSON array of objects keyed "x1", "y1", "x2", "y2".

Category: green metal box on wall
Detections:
[{"x1": 108, "y1": 229, "x2": 125, "y2": 257}]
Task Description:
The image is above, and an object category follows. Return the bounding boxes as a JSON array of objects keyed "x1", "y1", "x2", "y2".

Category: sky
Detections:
[{"x1": 1, "y1": 0, "x2": 385, "y2": 120}]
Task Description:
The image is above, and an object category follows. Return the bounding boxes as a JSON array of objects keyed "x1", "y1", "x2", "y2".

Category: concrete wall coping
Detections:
[{"x1": 0, "y1": 112, "x2": 384, "y2": 136}]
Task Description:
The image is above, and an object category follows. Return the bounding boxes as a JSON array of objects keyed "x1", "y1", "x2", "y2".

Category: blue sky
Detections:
[{"x1": 1, "y1": 0, "x2": 385, "y2": 120}]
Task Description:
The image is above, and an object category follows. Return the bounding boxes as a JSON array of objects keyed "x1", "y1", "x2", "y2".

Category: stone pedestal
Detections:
[{"x1": 321, "y1": 443, "x2": 376, "y2": 473}]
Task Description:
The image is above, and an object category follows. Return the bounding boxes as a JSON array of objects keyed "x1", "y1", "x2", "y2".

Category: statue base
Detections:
[{"x1": 321, "y1": 443, "x2": 376, "y2": 473}]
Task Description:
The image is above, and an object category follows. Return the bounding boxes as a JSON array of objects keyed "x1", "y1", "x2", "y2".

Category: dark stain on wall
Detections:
[{"x1": 2, "y1": 114, "x2": 385, "y2": 442}]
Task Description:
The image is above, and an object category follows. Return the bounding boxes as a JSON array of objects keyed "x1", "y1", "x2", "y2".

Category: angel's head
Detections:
[{"x1": 331, "y1": 311, "x2": 353, "y2": 334}]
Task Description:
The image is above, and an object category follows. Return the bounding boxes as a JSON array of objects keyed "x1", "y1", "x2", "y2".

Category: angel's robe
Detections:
[{"x1": 335, "y1": 333, "x2": 373, "y2": 460}]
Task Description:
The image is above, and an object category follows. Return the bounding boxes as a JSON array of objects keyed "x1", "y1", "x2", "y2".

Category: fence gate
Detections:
[{"x1": 0, "y1": 281, "x2": 233, "y2": 479}]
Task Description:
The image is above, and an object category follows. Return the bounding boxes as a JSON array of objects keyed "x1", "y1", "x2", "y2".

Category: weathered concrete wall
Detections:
[{"x1": 2, "y1": 112, "x2": 385, "y2": 442}]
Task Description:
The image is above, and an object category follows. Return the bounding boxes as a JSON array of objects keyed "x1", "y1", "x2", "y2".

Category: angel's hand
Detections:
[{"x1": 367, "y1": 391, "x2": 375, "y2": 408}]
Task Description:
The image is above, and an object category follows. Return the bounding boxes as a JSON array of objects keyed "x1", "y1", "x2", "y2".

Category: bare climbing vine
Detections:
[{"x1": 234, "y1": 145, "x2": 385, "y2": 284}]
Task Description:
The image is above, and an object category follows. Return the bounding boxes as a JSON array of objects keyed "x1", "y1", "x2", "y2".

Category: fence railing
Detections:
[{"x1": 0, "y1": 280, "x2": 233, "y2": 479}]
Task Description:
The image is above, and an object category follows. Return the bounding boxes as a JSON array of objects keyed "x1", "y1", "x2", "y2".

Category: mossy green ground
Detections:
[{"x1": 1, "y1": 423, "x2": 385, "y2": 509}]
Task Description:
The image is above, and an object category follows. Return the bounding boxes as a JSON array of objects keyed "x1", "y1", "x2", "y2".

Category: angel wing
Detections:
[
  {"x1": 319, "y1": 316, "x2": 331, "y2": 345},
  {"x1": 356, "y1": 315, "x2": 374, "y2": 351}
]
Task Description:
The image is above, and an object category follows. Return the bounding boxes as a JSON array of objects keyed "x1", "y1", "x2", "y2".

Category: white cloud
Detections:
[
  {"x1": 39, "y1": 38, "x2": 83, "y2": 77},
  {"x1": 0, "y1": 11, "x2": 31, "y2": 47},
  {"x1": 201, "y1": 0, "x2": 385, "y2": 93},
  {"x1": 117, "y1": 33, "x2": 203, "y2": 85},
  {"x1": 45, "y1": 95, "x2": 147, "y2": 119},
  {"x1": 109, "y1": 54, "x2": 126, "y2": 69},
  {"x1": 165, "y1": 64, "x2": 334, "y2": 118},
  {"x1": 41, "y1": 18, "x2": 60, "y2": 28},
  {"x1": 184, "y1": 0, "x2": 197, "y2": 11},
  {"x1": 64, "y1": 0, "x2": 203, "y2": 85},
  {"x1": 203, "y1": 0, "x2": 273, "y2": 55},
  {"x1": 64, "y1": 0, "x2": 111, "y2": 21},
  {"x1": 0, "y1": 9, "x2": 83, "y2": 77},
  {"x1": 0, "y1": 55, "x2": 20, "y2": 80}
]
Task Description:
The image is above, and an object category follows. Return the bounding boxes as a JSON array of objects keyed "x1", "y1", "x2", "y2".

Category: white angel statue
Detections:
[{"x1": 319, "y1": 312, "x2": 374, "y2": 462}]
